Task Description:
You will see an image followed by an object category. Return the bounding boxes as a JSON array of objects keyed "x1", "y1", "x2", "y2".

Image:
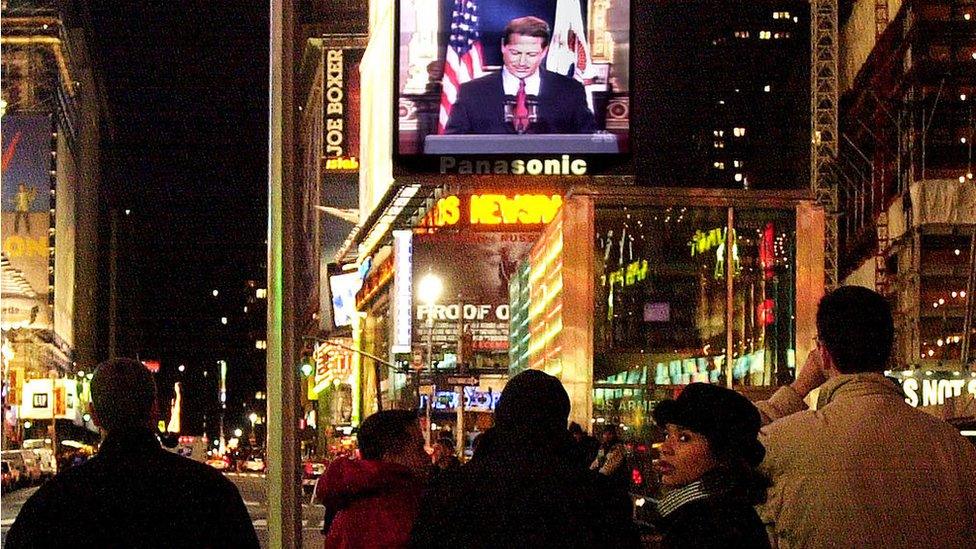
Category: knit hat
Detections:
[
  {"x1": 652, "y1": 383, "x2": 765, "y2": 467},
  {"x1": 494, "y1": 369, "x2": 571, "y2": 432}
]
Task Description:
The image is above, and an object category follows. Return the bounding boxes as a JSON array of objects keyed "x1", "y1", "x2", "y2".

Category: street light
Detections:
[
  {"x1": 417, "y1": 272, "x2": 443, "y2": 446},
  {"x1": 234, "y1": 428, "x2": 243, "y2": 438},
  {"x1": 248, "y1": 412, "x2": 258, "y2": 445}
]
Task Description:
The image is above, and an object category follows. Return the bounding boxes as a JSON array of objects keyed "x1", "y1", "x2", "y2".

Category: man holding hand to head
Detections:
[{"x1": 755, "y1": 286, "x2": 976, "y2": 548}]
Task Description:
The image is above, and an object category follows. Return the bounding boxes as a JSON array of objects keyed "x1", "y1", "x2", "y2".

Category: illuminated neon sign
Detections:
[
  {"x1": 422, "y1": 193, "x2": 562, "y2": 228},
  {"x1": 688, "y1": 227, "x2": 740, "y2": 279},
  {"x1": 391, "y1": 230, "x2": 413, "y2": 354},
  {"x1": 602, "y1": 259, "x2": 648, "y2": 289},
  {"x1": 323, "y1": 47, "x2": 363, "y2": 172}
]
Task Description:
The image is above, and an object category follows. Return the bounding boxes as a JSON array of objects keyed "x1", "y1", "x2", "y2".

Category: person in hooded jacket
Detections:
[
  {"x1": 409, "y1": 369, "x2": 640, "y2": 548},
  {"x1": 316, "y1": 409, "x2": 429, "y2": 549},
  {"x1": 651, "y1": 383, "x2": 771, "y2": 549}
]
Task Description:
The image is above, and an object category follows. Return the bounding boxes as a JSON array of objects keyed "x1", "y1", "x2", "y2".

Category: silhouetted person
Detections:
[
  {"x1": 409, "y1": 370, "x2": 639, "y2": 548},
  {"x1": 430, "y1": 436, "x2": 461, "y2": 480},
  {"x1": 756, "y1": 286, "x2": 976, "y2": 548},
  {"x1": 317, "y1": 409, "x2": 429, "y2": 549},
  {"x1": 5, "y1": 358, "x2": 258, "y2": 548},
  {"x1": 568, "y1": 421, "x2": 598, "y2": 469},
  {"x1": 591, "y1": 424, "x2": 628, "y2": 491}
]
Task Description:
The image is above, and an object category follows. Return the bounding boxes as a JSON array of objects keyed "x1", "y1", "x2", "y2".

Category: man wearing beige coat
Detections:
[{"x1": 755, "y1": 286, "x2": 976, "y2": 548}]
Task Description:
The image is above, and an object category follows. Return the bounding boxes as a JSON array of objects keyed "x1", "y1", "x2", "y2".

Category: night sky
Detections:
[{"x1": 87, "y1": 3, "x2": 270, "y2": 434}]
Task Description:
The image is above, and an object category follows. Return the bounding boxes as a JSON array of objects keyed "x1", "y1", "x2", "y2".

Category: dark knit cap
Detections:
[
  {"x1": 652, "y1": 383, "x2": 765, "y2": 467},
  {"x1": 495, "y1": 369, "x2": 571, "y2": 431}
]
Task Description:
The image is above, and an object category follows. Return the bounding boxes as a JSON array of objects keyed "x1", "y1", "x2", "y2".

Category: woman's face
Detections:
[{"x1": 654, "y1": 424, "x2": 718, "y2": 487}]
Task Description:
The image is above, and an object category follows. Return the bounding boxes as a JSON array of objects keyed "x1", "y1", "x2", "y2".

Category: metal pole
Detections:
[
  {"x1": 725, "y1": 207, "x2": 735, "y2": 388},
  {"x1": 425, "y1": 316, "x2": 434, "y2": 446},
  {"x1": 960, "y1": 231, "x2": 976, "y2": 368},
  {"x1": 268, "y1": 0, "x2": 300, "y2": 544},
  {"x1": 455, "y1": 297, "x2": 464, "y2": 458}
]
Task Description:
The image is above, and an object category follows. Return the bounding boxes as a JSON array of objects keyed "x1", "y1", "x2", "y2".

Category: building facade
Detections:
[{"x1": 1, "y1": 1, "x2": 109, "y2": 448}]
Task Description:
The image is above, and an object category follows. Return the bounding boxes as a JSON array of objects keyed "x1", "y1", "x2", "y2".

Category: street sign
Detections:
[{"x1": 442, "y1": 375, "x2": 479, "y2": 386}]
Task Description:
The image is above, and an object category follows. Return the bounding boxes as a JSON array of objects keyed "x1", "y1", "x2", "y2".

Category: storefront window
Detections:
[
  {"x1": 593, "y1": 206, "x2": 797, "y2": 428},
  {"x1": 594, "y1": 206, "x2": 729, "y2": 385}
]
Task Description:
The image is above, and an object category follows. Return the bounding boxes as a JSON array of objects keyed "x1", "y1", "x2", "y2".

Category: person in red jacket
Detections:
[{"x1": 316, "y1": 410, "x2": 429, "y2": 549}]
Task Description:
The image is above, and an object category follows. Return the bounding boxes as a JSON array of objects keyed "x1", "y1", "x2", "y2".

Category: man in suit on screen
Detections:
[{"x1": 444, "y1": 16, "x2": 597, "y2": 135}]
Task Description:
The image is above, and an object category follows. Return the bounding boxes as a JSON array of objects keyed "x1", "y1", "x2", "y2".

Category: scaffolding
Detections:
[{"x1": 834, "y1": 0, "x2": 976, "y2": 368}]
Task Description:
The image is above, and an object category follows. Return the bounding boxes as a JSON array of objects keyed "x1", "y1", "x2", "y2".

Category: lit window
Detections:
[
  {"x1": 221, "y1": 317, "x2": 228, "y2": 325},
  {"x1": 733, "y1": 160, "x2": 743, "y2": 168},
  {"x1": 256, "y1": 288, "x2": 267, "y2": 299},
  {"x1": 734, "y1": 173, "x2": 744, "y2": 182},
  {"x1": 733, "y1": 127, "x2": 746, "y2": 137},
  {"x1": 764, "y1": 85, "x2": 771, "y2": 92},
  {"x1": 713, "y1": 141, "x2": 725, "y2": 149},
  {"x1": 759, "y1": 31, "x2": 771, "y2": 40},
  {"x1": 713, "y1": 161, "x2": 726, "y2": 170},
  {"x1": 713, "y1": 130, "x2": 725, "y2": 137},
  {"x1": 734, "y1": 31, "x2": 750, "y2": 39},
  {"x1": 255, "y1": 340, "x2": 267, "y2": 350}
]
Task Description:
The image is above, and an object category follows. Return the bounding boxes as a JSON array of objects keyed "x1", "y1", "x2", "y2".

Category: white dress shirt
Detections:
[{"x1": 501, "y1": 67, "x2": 541, "y2": 96}]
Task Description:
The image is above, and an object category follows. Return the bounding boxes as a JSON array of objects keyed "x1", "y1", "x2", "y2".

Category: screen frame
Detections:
[{"x1": 392, "y1": 0, "x2": 635, "y2": 177}]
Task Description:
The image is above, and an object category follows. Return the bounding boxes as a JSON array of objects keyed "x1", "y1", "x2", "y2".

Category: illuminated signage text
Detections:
[
  {"x1": 422, "y1": 193, "x2": 562, "y2": 228},
  {"x1": 896, "y1": 376, "x2": 976, "y2": 408},
  {"x1": 439, "y1": 155, "x2": 587, "y2": 175}
]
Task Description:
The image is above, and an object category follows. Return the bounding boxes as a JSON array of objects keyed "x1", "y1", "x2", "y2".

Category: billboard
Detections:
[
  {"x1": 412, "y1": 231, "x2": 537, "y2": 357},
  {"x1": 20, "y1": 378, "x2": 81, "y2": 421},
  {"x1": 1, "y1": 115, "x2": 53, "y2": 331},
  {"x1": 330, "y1": 271, "x2": 363, "y2": 328},
  {"x1": 396, "y1": 0, "x2": 631, "y2": 175}
]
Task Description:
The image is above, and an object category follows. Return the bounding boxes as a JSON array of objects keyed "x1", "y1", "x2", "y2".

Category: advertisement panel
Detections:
[
  {"x1": 330, "y1": 271, "x2": 363, "y2": 328},
  {"x1": 1, "y1": 115, "x2": 53, "y2": 331},
  {"x1": 396, "y1": 0, "x2": 631, "y2": 175},
  {"x1": 20, "y1": 378, "x2": 81, "y2": 421},
  {"x1": 412, "y1": 231, "x2": 537, "y2": 357},
  {"x1": 323, "y1": 47, "x2": 364, "y2": 173}
]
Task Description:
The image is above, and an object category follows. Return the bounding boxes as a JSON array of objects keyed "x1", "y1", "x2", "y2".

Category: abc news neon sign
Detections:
[{"x1": 421, "y1": 193, "x2": 563, "y2": 228}]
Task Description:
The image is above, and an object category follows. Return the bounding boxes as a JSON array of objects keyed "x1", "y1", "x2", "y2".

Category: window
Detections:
[
  {"x1": 256, "y1": 288, "x2": 267, "y2": 299},
  {"x1": 714, "y1": 161, "x2": 726, "y2": 170},
  {"x1": 733, "y1": 127, "x2": 746, "y2": 137},
  {"x1": 255, "y1": 340, "x2": 267, "y2": 350}
]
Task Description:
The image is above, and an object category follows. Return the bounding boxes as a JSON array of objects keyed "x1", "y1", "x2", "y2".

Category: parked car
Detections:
[
  {"x1": 241, "y1": 455, "x2": 266, "y2": 473},
  {"x1": 206, "y1": 456, "x2": 231, "y2": 471},
  {"x1": 0, "y1": 450, "x2": 39, "y2": 485},
  {"x1": 30, "y1": 447, "x2": 57, "y2": 479},
  {"x1": 2, "y1": 460, "x2": 20, "y2": 491}
]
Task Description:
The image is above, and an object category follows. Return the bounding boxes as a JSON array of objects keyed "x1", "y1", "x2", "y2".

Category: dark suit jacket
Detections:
[
  {"x1": 5, "y1": 429, "x2": 259, "y2": 548},
  {"x1": 445, "y1": 70, "x2": 597, "y2": 135}
]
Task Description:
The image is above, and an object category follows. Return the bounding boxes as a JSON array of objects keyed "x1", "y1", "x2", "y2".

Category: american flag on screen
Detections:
[{"x1": 438, "y1": 0, "x2": 486, "y2": 133}]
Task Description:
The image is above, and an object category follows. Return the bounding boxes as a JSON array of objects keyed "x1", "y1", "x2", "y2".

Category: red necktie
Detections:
[{"x1": 514, "y1": 79, "x2": 528, "y2": 133}]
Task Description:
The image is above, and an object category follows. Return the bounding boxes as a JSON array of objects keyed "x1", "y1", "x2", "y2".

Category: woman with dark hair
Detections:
[{"x1": 651, "y1": 383, "x2": 771, "y2": 549}]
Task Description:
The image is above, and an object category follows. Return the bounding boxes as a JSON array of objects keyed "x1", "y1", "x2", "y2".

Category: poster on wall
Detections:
[
  {"x1": 412, "y1": 231, "x2": 537, "y2": 358},
  {"x1": 1, "y1": 114, "x2": 53, "y2": 330},
  {"x1": 396, "y1": 0, "x2": 631, "y2": 175}
]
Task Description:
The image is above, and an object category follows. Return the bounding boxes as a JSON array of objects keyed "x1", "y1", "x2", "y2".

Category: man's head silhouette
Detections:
[{"x1": 90, "y1": 358, "x2": 158, "y2": 432}]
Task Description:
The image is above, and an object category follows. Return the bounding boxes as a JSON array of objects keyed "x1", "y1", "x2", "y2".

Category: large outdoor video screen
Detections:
[{"x1": 396, "y1": 0, "x2": 631, "y2": 175}]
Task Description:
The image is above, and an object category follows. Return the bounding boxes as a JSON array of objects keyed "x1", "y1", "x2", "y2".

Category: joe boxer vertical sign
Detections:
[{"x1": 324, "y1": 46, "x2": 364, "y2": 172}]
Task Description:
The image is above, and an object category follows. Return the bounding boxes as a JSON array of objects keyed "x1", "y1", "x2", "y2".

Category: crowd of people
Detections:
[
  {"x1": 6, "y1": 286, "x2": 976, "y2": 548},
  {"x1": 312, "y1": 286, "x2": 976, "y2": 549}
]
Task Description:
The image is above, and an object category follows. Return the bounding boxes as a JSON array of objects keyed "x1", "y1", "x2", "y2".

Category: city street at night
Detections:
[{"x1": 2, "y1": 0, "x2": 976, "y2": 547}]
